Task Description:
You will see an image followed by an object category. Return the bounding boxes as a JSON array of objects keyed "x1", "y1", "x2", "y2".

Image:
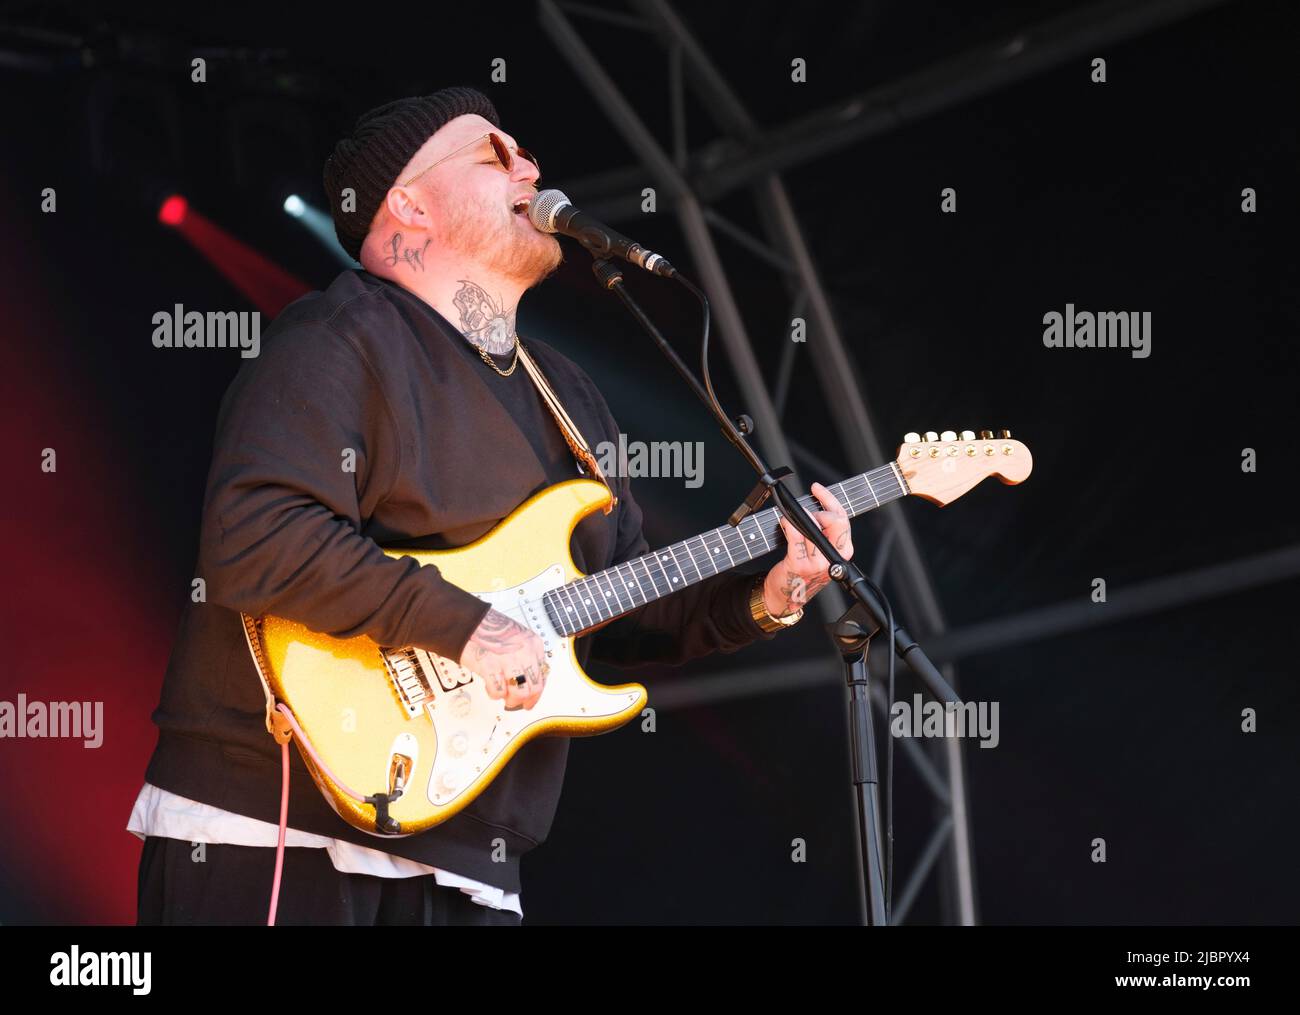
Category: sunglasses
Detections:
[{"x1": 400, "y1": 132, "x2": 540, "y2": 188}]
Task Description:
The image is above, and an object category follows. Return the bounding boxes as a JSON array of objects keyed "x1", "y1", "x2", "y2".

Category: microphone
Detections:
[{"x1": 528, "y1": 189, "x2": 676, "y2": 278}]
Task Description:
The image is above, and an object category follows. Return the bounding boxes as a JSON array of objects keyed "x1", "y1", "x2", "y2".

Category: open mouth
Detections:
[{"x1": 511, "y1": 197, "x2": 532, "y2": 216}]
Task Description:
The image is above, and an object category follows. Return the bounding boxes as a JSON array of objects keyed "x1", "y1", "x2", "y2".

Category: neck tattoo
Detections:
[{"x1": 452, "y1": 280, "x2": 517, "y2": 355}]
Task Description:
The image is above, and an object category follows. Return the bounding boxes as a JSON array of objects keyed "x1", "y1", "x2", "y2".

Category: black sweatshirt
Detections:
[{"x1": 143, "y1": 268, "x2": 777, "y2": 893}]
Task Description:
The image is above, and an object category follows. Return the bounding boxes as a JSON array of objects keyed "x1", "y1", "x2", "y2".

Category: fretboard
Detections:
[{"x1": 542, "y1": 462, "x2": 909, "y2": 637}]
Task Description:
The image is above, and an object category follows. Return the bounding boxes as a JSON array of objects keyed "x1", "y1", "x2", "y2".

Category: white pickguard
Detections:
[{"x1": 399, "y1": 564, "x2": 641, "y2": 810}]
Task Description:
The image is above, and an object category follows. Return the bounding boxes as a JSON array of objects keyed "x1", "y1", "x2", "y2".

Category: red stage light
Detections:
[
  {"x1": 158, "y1": 194, "x2": 188, "y2": 226},
  {"x1": 151, "y1": 196, "x2": 310, "y2": 317}
]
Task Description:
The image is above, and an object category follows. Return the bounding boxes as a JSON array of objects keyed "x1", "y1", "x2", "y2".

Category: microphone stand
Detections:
[{"x1": 587, "y1": 256, "x2": 962, "y2": 925}]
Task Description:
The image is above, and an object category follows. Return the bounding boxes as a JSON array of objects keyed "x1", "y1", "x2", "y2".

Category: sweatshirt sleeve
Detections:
[{"x1": 198, "y1": 321, "x2": 491, "y2": 662}]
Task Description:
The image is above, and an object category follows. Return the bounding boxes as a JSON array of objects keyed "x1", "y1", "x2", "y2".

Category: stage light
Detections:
[
  {"x1": 281, "y1": 193, "x2": 359, "y2": 266},
  {"x1": 158, "y1": 194, "x2": 187, "y2": 227},
  {"x1": 154, "y1": 196, "x2": 310, "y2": 317}
]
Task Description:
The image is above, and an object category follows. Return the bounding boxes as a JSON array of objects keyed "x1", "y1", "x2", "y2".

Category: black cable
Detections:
[{"x1": 675, "y1": 269, "x2": 897, "y2": 925}]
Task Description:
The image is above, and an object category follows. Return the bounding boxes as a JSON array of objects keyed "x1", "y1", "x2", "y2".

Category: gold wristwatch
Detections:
[{"x1": 749, "y1": 575, "x2": 804, "y2": 632}]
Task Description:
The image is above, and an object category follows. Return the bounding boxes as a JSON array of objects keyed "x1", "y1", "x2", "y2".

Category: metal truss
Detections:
[{"x1": 539, "y1": 0, "x2": 1235, "y2": 926}]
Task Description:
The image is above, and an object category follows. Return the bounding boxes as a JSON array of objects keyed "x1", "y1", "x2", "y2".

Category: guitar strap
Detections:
[
  {"x1": 239, "y1": 611, "x2": 290, "y2": 742},
  {"x1": 516, "y1": 339, "x2": 618, "y2": 516}
]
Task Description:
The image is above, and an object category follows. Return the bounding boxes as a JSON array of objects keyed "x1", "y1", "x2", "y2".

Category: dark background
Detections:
[{"x1": 1, "y1": 0, "x2": 1296, "y2": 924}]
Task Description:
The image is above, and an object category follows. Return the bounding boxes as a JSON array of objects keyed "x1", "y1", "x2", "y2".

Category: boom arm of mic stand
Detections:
[{"x1": 590, "y1": 258, "x2": 755, "y2": 457}]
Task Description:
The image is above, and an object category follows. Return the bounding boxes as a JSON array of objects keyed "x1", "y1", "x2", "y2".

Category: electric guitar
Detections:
[{"x1": 241, "y1": 429, "x2": 1032, "y2": 837}]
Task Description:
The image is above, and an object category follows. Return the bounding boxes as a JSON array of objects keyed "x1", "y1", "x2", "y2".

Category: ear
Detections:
[{"x1": 382, "y1": 184, "x2": 432, "y2": 230}]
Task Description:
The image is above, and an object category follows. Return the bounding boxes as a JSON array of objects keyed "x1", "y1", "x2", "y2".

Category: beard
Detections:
[{"x1": 431, "y1": 184, "x2": 563, "y2": 287}]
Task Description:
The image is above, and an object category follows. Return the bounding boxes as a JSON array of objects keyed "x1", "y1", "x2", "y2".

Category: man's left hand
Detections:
[{"x1": 763, "y1": 482, "x2": 853, "y2": 618}]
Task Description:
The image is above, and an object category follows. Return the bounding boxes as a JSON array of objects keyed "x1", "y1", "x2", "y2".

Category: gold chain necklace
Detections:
[{"x1": 470, "y1": 334, "x2": 520, "y2": 377}]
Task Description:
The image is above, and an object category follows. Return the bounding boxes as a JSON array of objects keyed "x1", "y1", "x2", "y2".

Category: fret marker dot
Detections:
[{"x1": 672, "y1": 577, "x2": 679, "y2": 582}]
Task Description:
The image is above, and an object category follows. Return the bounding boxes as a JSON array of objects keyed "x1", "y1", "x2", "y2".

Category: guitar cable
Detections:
[{"x1": 265, "y1": 702, "x2": 397, "y2": 926}]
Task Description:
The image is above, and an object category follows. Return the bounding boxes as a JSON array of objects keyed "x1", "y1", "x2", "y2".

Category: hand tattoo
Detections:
[
  {"x1": 778, "y1": 569, "x2": 809, "y2": 612},
  {"x1": 469, "y1": 611, "x2": 530, "y2": 655},
  {"x1": 804, "y1": 574, "x2": 831, "y2": 597}
]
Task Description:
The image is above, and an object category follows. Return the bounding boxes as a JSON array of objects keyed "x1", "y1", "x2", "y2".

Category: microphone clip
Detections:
[{"x1": 591, "y1": 258, "x2": 624, "y2": 290}]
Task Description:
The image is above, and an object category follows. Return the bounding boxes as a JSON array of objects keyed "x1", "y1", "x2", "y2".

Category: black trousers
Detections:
[{"x1": 135, "y1": 836, "x2": 522, "y2": 926}]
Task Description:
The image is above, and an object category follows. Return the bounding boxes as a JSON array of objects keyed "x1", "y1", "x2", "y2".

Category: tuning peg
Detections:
[
  {"x1": 924, "y1": 431, "x2": 938, "y2": 442},
  {"x1": 903, "y1": 432, "x2": 920, "y2": 443},
  {"x1": 960, "y1": 430, "x2": 975, "y2": 441},
  {"x1": 999, "y1": 428, "x2": 1012, "y2": 439},
  {"x1": 979, "y1": 430, "x2": 994, "y2": 439},
  {"x1": 940, "y1": 430, "x2": 957, "y2": 442}
]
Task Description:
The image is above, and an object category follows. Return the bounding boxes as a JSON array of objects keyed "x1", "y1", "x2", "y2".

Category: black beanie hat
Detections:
[{"x1": 323, "y1": 86, "x2": 501, "y2": 262}]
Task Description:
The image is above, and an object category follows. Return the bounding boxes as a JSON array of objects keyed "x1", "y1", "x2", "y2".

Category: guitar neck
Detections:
[{"x1": 543, "y1": 462, "x2": 909, "y2": 637}]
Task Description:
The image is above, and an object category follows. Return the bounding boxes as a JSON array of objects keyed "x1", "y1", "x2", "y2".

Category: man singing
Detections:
[{"x1": 129, "y1": 86, "x2": 853, "y2": 926}]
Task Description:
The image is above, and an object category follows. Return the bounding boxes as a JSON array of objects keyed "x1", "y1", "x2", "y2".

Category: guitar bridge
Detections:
[{"x1": 380, "y1": 647, "x2": 434, "y2": 719}]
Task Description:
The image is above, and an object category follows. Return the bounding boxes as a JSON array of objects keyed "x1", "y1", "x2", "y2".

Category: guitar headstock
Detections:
[{"x1": 896, "y1": 429, "x2": 1033, "y2": 506}]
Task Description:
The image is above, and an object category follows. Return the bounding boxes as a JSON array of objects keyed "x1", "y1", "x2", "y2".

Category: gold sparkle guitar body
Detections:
[{"x1": 243, "y1": 478, "x2": 639, "y2": 837}]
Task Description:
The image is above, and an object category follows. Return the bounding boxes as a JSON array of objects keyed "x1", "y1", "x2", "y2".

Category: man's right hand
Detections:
[{"x1": 458, "y1": 608, "x2": 548, "y2": 710}]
